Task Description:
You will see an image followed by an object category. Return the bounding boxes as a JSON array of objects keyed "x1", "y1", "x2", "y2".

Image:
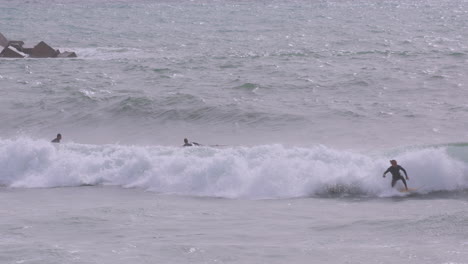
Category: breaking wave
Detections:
[{"x1": 1, "y1": 137, "x2": 468, "y2": 199}]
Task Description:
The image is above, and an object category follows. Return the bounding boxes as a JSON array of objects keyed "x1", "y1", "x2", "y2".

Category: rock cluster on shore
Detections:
[{"x1": 0, "y1": 32, "x2": 77, "y2": 58}]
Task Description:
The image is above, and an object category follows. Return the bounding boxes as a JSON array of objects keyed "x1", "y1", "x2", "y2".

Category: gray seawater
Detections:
[
  {"x1": 1, "y1": 0, "x2": 467, "y2": 147},
  {"x1": 1, "y1": 187, "x2": 468, "y2": 264},
  {"x1": 1, "y1": 0, "x2": 468, "y2": 263}
]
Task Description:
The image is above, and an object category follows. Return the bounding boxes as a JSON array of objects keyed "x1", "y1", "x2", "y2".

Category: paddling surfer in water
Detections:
[
  {"x1": 183, "y1": 138, "x2": 200, "y2": 147},
  {"x1": 383, "y1": 160, "x2": 409, "y2": 191},
  {"x1": 51, "y1": 133, "x2": 62, "y2": 143}
]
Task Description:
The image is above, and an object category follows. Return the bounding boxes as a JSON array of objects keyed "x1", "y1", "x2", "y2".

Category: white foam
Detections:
[
  {"x1": 1, "y1": 137, "x2": 467, "y2": 199},
  {"x1": 69, "y1": 47, "x2": 151, "y2": 60}
]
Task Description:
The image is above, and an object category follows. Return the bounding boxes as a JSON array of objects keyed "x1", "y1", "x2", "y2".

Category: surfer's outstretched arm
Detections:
[{"x1": 382, "y1": 167, "x2": 390, "y2": 178}]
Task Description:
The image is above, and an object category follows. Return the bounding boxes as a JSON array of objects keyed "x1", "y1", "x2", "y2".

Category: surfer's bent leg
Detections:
[
  {"x1": 400, "y1": 176, "x2": 408, "y2": 190},
  {"x1": 392, "y1": 176, "x2": 408, "y2": 190}
]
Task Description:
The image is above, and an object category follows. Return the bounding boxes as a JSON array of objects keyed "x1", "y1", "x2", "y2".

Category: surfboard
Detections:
[{"x1": 398, "y1": 187, "x2": 419, "y2": 193}]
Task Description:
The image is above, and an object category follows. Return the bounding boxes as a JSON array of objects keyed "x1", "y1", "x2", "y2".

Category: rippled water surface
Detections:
[
  {"x1": 1, "y1": 0, "x2": 467, "y2": 147},
  {"x1": 1, "y1": 1, "x2": 468, "y2": 263}
]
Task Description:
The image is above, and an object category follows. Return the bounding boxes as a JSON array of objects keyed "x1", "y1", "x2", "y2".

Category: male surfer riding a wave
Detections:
[{"x1": 383, "y1": 160, "x2": 409, "y2": 191}]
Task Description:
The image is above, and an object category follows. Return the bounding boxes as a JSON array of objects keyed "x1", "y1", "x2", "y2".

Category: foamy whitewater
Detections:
[
  {"x1": 1, "y1": 0, "x2": 468, "y2": 263},
  {"x1": 2, "y1": 138, "x2": 468, "y2": 199}
]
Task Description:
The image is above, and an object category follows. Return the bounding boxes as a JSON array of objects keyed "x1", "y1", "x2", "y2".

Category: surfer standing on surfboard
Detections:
[{"x1": 383, "y1": 160, "x2": 409, "y2": 191}]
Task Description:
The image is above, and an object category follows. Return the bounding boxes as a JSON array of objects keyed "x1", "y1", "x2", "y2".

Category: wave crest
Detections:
[{"x1": 1, "y1": 138, "x2": 467, "y2": 199}]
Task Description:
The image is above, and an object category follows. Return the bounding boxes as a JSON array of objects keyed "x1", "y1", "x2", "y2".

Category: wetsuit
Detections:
[
  {"x1": 183, "y1": 142, "x2": 200, "y2": 147},
  {"x1": 383, "y1": 165, "x2": 408, "y2": 188}
]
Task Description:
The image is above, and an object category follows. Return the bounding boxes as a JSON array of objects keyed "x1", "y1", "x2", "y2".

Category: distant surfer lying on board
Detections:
[
  {"x1": 183, "y1": 138, "x2": 200, "y2": 147},
  {"x1": 383, "y1": 160, "x2": 409, "y2": 191}
]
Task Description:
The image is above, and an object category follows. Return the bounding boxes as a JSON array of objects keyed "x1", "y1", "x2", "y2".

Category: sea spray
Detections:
[{"x1": 1, "y1": 137, "x2": 467, "y2": 198}]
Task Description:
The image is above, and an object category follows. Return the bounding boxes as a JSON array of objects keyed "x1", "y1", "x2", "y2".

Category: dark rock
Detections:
[
  {"x1": 57, "y1": 51, "x2": 77, "y2": 58},
  {"x1": 30, "y1": 41, "x2": 59, "y2": 58},
  {"x1": 0, "y1": 33, "x2": 77, "y2": 58},
  {"x1": 0, "y1": 46, "x2": 24, "y2": 58},
  {"x1": 0, "y1": 33, "x2": 8, "y2": 47},
  {"x1": 23, "y1": 48, "x2": 33, "y2": 55},
  {"x1": 9, "y1": 40, "x2": 25, "y2": 51}
]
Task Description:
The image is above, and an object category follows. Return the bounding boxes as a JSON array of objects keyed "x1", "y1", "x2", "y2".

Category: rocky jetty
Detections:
[{"x1": 0, "y1": 32, "x2": 77, "y2": 58}]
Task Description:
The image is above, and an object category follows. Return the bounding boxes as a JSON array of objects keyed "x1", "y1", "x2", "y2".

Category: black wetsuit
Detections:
[
  {"x1": 183, "y1": 142, "x2": 200, "y2": 147},
  {"x1": 384, "y1": 165, "x2": 408, "y2": 188}
]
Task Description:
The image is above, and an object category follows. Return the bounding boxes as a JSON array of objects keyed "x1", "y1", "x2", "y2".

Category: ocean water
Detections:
[{"x1": 1, "y1": 0, "x2": 468, "y2": 263}]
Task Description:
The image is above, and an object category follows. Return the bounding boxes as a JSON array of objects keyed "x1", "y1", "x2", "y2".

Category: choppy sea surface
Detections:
[{"x1": 1, "y1": 0, "x2": 468, "y2": 263}]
